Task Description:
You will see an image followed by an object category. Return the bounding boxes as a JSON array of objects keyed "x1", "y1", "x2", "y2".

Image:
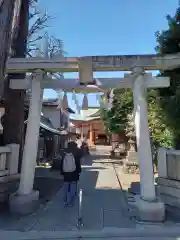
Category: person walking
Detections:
[{"x1": 60, "y1": 142, "x2": 82, "y2": 207}]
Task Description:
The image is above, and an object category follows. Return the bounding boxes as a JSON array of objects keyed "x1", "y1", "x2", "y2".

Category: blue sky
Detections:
[{"x1": 39, "y1": 0, "x2": 178, "y2": 110}]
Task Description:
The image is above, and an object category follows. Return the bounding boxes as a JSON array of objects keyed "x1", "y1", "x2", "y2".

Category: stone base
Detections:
[
  {"x1": 127, "y1": 151, "x2": 138, "y2": 162},
  {"x1": 122, "y1": 162, "x2": 140, "y2": 174},
  {"x1": 123, "y1": 151, "x2": 139, "y2": 174},
  {"x1": 9, "y1": 190, "x2": 39, "y2": 215},
  {"x1": 135, "y1": 195, "x2": 165, "y2": 222},
  {"x1": 156, "y1": 177, "x2": 180, "y2": 208}
]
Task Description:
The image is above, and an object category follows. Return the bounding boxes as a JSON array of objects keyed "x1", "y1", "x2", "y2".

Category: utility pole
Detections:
[
  {"x1": 3, "y1": 0, "x2": 29, "y2": 172},
  {"x1": 0, "y1": 0, "x2": 16, "y2": 98}
]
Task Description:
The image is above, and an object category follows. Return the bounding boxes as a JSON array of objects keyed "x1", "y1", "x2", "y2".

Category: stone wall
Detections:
[
  {"x1": 0, "y1": 144, "x2": 19, "y2": 204},
  {"x1": 167, "y1": 152, "x2": 180, "y2": 180},
  {"x1": 157, "y1": 148, "x2": 180, "y2": 208}
]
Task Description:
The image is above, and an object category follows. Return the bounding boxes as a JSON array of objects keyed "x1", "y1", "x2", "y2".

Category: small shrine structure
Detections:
[{"x1": 69, "y1": 107, "x2": 107, "y2": 147}]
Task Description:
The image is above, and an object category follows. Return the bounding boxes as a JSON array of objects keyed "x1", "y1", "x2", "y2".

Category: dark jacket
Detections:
[{"x1": 60, "y1": 148, "x2": 82, "y2": 182}]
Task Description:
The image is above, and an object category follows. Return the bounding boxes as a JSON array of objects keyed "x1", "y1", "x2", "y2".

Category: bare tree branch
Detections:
[
  {"x1": 25, "y1": 34, "x2": 66, "y2": 102},
  {"x1": 48, "y1": 36, "x2": 67, "y2": 58},
  {"x1": 28, "y1": 14, "x2": 49, "y2": 38},
  {"x1": 29, "y1": 0, "x2": 38, "y2": 6},
  {"x1": 27, "y1": 0, "x2": 51, "y2": 55},
  {"x1": 46, "y1": 36, "x2": 66, "y2": 79}
]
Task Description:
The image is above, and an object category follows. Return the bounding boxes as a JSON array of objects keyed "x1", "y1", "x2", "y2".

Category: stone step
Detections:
[
  {"x1": 0, "y1": 183, "x2": 9, "y2": 192},
  {"x1": 159, "y1": 185, "x2": 180, "y2": 199},
  {"x1": 157, "y1": 177, "x2": 180, "y2": 189},
  {"x1": 0, "y1": 191, "x2": 8, "y2": 203},
  {"x1": 0, "y1": 182, "x2": 9, "y2": 203},
  {"x1": 1, "y1": 227, "x2": 180, "y2": 239},
  {"x1": 0, "y1": 170, "x2": 9, "y2": 177},
  {"x1": 160, "y1": 193, "x2": 180, "y2": 208},
  {"x1": 166, "y1": 205, "x2": 180, "y2": 222},
  {"x1": 0, "y1": 176, "x2": 19, "y2": 204}
]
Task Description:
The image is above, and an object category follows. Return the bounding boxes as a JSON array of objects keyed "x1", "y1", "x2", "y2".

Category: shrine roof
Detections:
[
  {"x1": 42, "y1": 98, "x2": 75, "y2": 113},
  {"x1": 69, "y1": 108, "x2": 101, "y2": 122},
  {"x1": 24, "y1": 115, "x2": 67, "y2": 135}
]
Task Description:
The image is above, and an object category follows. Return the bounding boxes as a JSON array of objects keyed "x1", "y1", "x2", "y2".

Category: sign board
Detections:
[{"x1": 92, "y1": 55, "x2": 157, "y2": 71}]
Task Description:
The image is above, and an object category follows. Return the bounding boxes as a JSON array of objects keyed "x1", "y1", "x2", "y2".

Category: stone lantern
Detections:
[
  {"x1": 123, "y1": 114, "x2": 139, "y2": 174},
  {"x1": 126, "y1": 131, "x2": 137, "y2": 153}
]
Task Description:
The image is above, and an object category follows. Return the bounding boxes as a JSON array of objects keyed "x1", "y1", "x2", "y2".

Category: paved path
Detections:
[{"x1": 0, "y1": 154, "x2": 134, "y2": 231}]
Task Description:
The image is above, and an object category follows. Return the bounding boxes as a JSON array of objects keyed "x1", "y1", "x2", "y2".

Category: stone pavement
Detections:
[
  {"x1": 0, "y1": 154, "x2": 134, "y2": 232},
  {"x1": 78, "y1": 156, "x2": 134, "y2": 230},
  {"x1": 2, "y1": 226, "x2": 180, "y2": 240},
  {"x1": 1, "y1": 150, "x2": 180, "y2": 238}
]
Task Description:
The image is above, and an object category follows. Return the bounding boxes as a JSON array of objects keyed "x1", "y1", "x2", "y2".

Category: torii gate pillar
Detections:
[
  {"x1": 9, "y1": 71, "x2": 44, "y2": 215},
  {"x1": 132, "y1": 67, "x2": 165, "y2": 222}
]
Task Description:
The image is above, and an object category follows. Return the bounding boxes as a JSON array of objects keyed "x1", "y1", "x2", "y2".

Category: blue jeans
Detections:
[{"x1": 63, "y1": 182, "x2": 77, "y2": 205}]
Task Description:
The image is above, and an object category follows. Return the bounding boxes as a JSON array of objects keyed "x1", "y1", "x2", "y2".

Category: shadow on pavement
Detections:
[
  {"x1": 91, "y1": 154, "x2": 111, "y2": 160},
  {"x1": 0, "y1": 159, "x2": 134, "y2": 231},
  {"x1": 83, "y1": 166, "x2": 106, "y2": 171},
  {"x1": 77, "y1": 166, "x2": 133, "y2": 230}
]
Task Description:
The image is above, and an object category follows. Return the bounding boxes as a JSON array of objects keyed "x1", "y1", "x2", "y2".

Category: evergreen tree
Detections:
[
  {"x1": 155, "y1": 4, "x2": 180, "y2": 148},
  {"x1": 100, "y1": 4, "x2": 180, "y2": 149},
  {"x1": 100, "y1": 89, "x2": 133, "y2": 133}
]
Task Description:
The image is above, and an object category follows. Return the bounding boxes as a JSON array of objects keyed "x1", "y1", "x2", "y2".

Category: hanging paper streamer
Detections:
[
  {"x1": 103, "y1": 92, "x2": 109, "y2": 109},
  {"x1": 72, "y1": 92, "x2": 81, "y2": 114},
  {"x1": 56, "y1": 89, "x2": 64, "y2": 109},
  {"x1": 96, "y1": 94, "x2": 101, "y2": 106},
  {"x1": 96, "y1": 94, "x2": 105, "y2": 109},
  {"x1": 43, "y1": 33, "x2": 49, "y2": 58},
  {"x1": 82, "y1": 93, "x2": 88, "y2": 110},
  {"x1": 96, "y1": 93, "x2": 109, "y2": 110},
  {"x1": 107, "y1": 89, "x2": 114, "y2": 110},
  {"x1": 62, "y1": 92, "x2": 69, "y2": 110}
]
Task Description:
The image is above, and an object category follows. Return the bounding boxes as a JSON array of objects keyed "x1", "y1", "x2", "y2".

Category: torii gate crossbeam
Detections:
[{"x1": 6, "y1": 53, "x2": 180, "y2": 73}]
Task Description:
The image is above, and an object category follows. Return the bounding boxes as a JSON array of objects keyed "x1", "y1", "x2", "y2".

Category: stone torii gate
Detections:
[{"x1": 7, "y1": 53, "x2": 180, "y2": 221}]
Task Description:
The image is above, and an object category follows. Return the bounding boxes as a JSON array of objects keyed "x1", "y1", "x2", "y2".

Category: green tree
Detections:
[
  {"x1": 148, "y1": 90, "x2": 173, "y2": 148},
  {"x1": 98, "y1": 4, "x2": 180, "y2": 149},
  {"x1": 155, "y1": 5, "x2": 180, "y2": 148},
  {"x1": 101, "y1": 89, "x2": 133, "y2": 133}
]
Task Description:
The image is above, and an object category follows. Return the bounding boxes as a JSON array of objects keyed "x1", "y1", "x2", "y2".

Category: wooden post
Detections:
[
  {"x1": 0, "y1": 0, "x2": 16, "y2": 97},
  {"x1": 3, "y1": 0, "x2": 29, "y2": 173},
  {"x1": 89, "y1": 124, "x2": 95, "y2": 147}
]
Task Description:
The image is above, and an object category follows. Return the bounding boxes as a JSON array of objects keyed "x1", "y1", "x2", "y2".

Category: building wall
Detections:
[
  {"x1": 70, "y1": 119, "x2": 106, "y2": 138},
  {"x1": 92, "y1": 120, "x2": 106, "y2": 136},
  {"x1": 42, "y1": 106, "x2": 69, "y2": 129}
]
